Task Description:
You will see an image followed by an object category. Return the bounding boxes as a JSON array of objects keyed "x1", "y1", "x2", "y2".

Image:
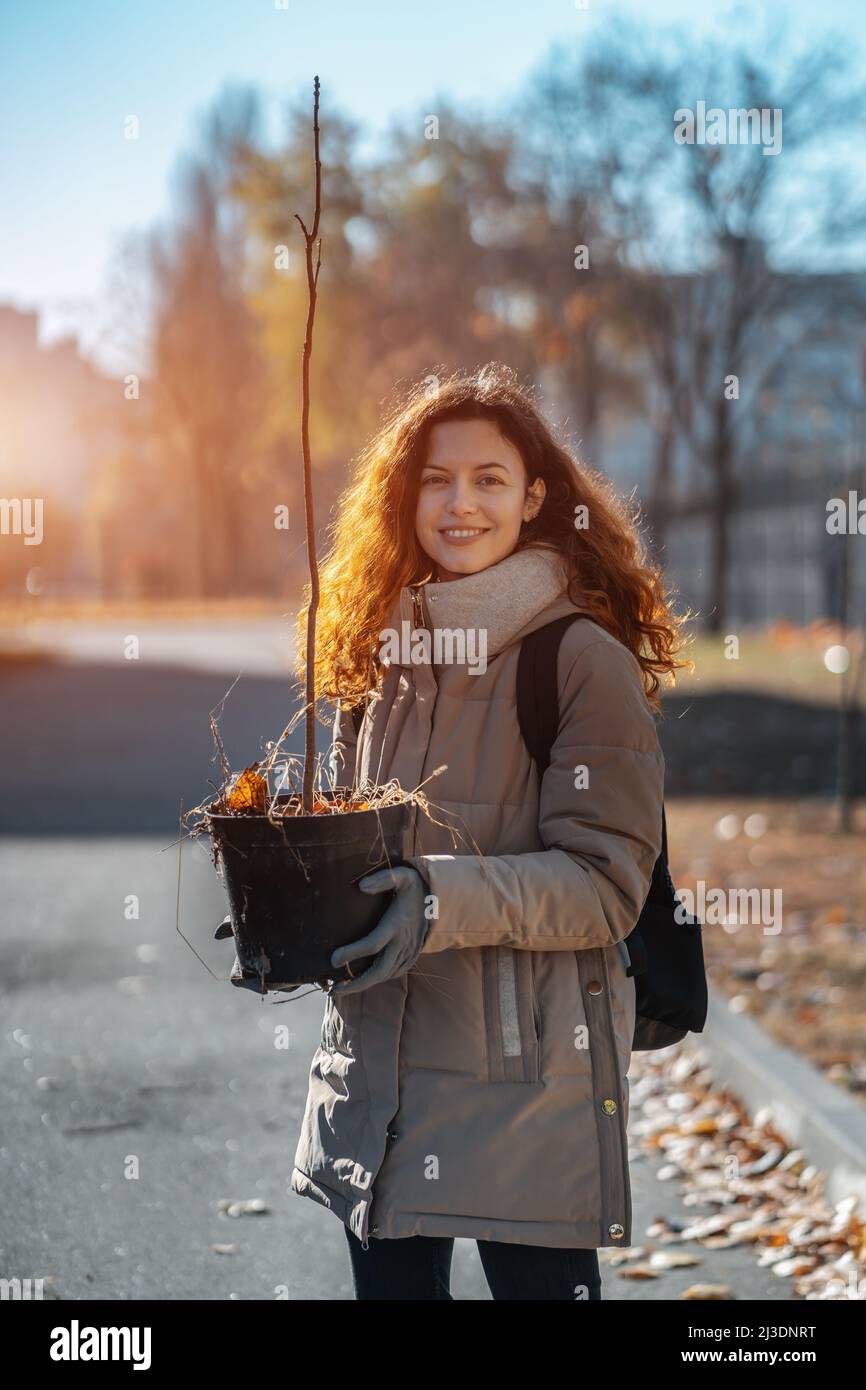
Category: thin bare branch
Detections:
[{"x1": 295, "y1": 74, "x2": 323, "y2": 813}]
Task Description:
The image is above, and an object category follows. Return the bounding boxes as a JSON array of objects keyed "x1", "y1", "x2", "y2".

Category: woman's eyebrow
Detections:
[{"x1": 421, "y1": 460, "x2": 510, "y2": 472}]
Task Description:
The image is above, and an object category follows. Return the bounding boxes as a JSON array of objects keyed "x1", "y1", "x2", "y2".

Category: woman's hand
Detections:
[{"x1": 330, "y1": 865, "x2": 430, "y2": 995}]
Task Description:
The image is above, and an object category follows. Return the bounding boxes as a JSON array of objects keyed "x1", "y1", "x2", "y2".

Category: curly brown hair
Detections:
[{"x1": 297, "y1": 362, "x2": 693, "y2": 713}]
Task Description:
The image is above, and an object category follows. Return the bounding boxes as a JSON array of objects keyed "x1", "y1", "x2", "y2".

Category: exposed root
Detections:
[
  {"x1": 183, "y1": 718, "x2": 443, "y2": 842},
  {"x1": 174, "y1": 796, "x2": 220, "y2": 980}
]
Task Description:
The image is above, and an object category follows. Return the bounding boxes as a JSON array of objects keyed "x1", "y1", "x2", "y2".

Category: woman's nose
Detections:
[{"x1": 445, "y1": 487, "x2": 478, "y2": 515}]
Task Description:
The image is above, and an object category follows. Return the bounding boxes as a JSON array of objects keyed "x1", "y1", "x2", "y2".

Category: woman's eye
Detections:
[{"x1": 420, "y1": 473, "x2": 503, "y2": 487}]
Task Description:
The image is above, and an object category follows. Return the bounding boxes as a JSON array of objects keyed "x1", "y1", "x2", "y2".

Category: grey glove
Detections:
[
  {"x1": 213, "y1": 916, "x2": 300, "y2": 995},
  {"x1": 329, "y1": 865, "x2": 430, "y2": 996}
]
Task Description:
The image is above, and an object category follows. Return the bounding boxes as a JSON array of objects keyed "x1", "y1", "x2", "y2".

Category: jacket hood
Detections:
[{"x1": 385, "y1": 544, "x2": 587, "y2": 666}]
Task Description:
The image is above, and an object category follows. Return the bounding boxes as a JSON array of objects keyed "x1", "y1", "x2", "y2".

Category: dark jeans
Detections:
[{"x1": 344, "y1": 1226, "x2": 602, "y2": 1300}]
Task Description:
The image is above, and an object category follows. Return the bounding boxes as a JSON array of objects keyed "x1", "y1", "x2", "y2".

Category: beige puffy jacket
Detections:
[{"x1": 290, "y1": 544, "x2": 665, "y2": 1249}]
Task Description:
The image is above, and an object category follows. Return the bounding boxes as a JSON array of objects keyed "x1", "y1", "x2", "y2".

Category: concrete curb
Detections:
[{"x1": 680, "y1": 984, "x2": 866, "y2": 1212}]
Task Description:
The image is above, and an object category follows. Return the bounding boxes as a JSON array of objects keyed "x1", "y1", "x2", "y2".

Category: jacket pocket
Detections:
[{"x1": 481, "y1": 946, "x2": 541, "y2": 1083}]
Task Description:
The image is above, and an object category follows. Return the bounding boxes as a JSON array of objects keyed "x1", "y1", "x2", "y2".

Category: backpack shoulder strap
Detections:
[
  {"x1": 515, "y1": 613, "x2": 586, "y2": 778},
  {"x1": 516, "y1": 613, "x2": 672, "y2": 904}
]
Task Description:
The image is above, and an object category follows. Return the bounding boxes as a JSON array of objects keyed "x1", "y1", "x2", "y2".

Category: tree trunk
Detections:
[
  {"x1": 705, "y1": 390, "x2": 736, "y2": 634},
  {"x1": 646, "y1": 407, "x2": 674, "y2": 567}
]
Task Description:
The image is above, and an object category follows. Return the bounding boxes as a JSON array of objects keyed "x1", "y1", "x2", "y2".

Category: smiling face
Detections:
[{"x1": 414, "y1": 418, "x2": 546, "y2": 581}]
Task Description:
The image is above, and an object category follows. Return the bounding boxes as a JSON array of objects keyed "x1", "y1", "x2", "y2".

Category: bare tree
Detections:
[
  {"x1": 147, "y1": 85, "x2": 265, "y2": 596},
  {"x1": 521, "y1": 17, "x2": 866, "y2": 627}
]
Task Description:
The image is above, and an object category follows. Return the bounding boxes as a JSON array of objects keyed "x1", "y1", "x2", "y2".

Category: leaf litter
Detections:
[{"x1": 607, "y1": 1048, "x2": 866, "y2": 1299}]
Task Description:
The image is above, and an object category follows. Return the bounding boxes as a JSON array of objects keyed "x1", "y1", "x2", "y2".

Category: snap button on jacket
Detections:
[{"x1": 290, "y1": 545, "x2": 665, "y2": 1249}]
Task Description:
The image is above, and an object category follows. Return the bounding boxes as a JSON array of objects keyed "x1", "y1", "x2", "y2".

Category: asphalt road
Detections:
[
  {"x1": 0, "y1": 836, "x2": 796, "y2": 1301},
  {"x1": 0, "y1": 653, "x2": 861, "y2": 836}
]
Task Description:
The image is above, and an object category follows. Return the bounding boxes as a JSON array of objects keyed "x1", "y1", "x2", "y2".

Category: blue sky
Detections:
[{"x1": 2, "y1": 0, "x2": 863, "y2": 372}]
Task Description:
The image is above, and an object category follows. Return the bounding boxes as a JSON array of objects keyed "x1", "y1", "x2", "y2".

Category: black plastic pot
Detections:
[{"x1": 205, "y1": 795, "x2": 411, "y2": 991}]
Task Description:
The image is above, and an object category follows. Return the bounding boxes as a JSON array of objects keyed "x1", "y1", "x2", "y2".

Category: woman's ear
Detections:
[{"x1": 523, "y1": 477, "x2": 546, "y2": 522}]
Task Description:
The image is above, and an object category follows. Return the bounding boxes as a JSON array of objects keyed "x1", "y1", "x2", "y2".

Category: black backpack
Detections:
[{"x1": 351, "y1": 613, "x2": 708, "y2": 1052}]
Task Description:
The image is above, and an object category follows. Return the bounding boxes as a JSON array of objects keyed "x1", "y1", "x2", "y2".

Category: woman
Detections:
[{"x1": 289, "y1": 363, "x2": 687, "y2": 1300}]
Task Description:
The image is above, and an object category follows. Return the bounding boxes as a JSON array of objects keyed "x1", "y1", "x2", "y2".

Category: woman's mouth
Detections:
[{"x1": 438, "y1": 527, "x2": 491, "y2": 546}]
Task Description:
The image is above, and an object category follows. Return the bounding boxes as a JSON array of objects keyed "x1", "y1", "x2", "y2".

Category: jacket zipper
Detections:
[
  {"x1": 412, "y1": 586, "x2": 426, "y2": 631},
  {"x1": 359, "y1": 583, "x2": 427, "y2": 1249}
]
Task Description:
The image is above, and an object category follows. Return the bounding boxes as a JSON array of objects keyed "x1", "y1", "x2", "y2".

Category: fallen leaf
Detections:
[
  {"x1": 217, "y1": 1198, "x2": 270, "y2": 1217},
  {"x1": 226, "y1": 766, "x2": 268, "y2": 813},
  {"x1": 649, "y1": 1251, "x2": 703, "y2": 1270}
]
